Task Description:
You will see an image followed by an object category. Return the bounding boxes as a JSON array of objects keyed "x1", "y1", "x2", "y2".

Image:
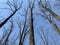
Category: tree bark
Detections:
[{"x1": 30, "y1": 8, "x2": 35, "y2": 45}]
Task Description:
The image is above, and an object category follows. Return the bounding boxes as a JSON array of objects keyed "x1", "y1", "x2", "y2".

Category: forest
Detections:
[{"x1": 0, "y1": 0, "x2": 60, "y2": 45}]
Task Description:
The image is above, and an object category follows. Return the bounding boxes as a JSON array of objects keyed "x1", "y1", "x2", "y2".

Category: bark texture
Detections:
[{"x1": 30, "y1": 8, "x2": 35, "y2": 45}]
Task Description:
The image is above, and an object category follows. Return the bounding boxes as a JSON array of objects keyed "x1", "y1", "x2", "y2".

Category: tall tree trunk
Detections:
[{"x1": 30, "y1": 8, "x2": 35, "y2": 45}]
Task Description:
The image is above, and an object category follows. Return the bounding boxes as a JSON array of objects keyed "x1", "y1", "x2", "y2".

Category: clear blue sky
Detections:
[{"x1": 0, "y1": 0, "x2": 60, "y2": 45}]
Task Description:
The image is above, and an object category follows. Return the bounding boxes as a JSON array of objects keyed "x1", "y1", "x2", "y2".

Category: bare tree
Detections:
[
  {"x1": 28, "y1": 0, "x2": 36, "y2": 45},
  {"x1": 38, "y1": 0, "x2": 60, "y2": 21},
  {"x1": 37, "y1": 0, "x2": 60, "y2": 35},
  {"x1": 2, "y1": 18, "x2": 14, "y2": 45},
  {"x1": 38, "y1": 27, "x2": 59, "y2": 45},
  {"x1": 15, "y1": 8, "x2": 30, "y2": 45},
  {"x1": 1, "y1": 0, "x2": 60, "y2": 45},
  {"x1": 0, "y1": 0, "x2": 23, "y2": 28},
  {"x1": 37, "y1": 28, "x2": 48, "y2": 45}
]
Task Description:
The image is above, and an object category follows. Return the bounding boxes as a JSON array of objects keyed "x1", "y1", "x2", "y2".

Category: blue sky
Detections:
[{"x1": 0, "y1": 0, "x2": 60, "y2": 45}]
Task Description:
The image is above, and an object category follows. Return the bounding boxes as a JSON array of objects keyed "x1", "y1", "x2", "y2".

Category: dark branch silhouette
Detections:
[{"x1": 0, "y1": 0, "x2": 23, "y2": 28}]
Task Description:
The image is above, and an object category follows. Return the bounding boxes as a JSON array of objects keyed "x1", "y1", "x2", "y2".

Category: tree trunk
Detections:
[{"x1": 30, "y1": 8, "x2": 35, "y2": 45}]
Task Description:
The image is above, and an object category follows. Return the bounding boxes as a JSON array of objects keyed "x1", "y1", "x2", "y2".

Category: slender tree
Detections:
[
  {"x1": 2, "y1": 19, "x2": 14, "y2": 45},
  {"x1": 28, "y1": 0, "x2": 35, "y2": 45},
  {"x1": 16, "y1": 8, "x2": 30, "y2": 45}
]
